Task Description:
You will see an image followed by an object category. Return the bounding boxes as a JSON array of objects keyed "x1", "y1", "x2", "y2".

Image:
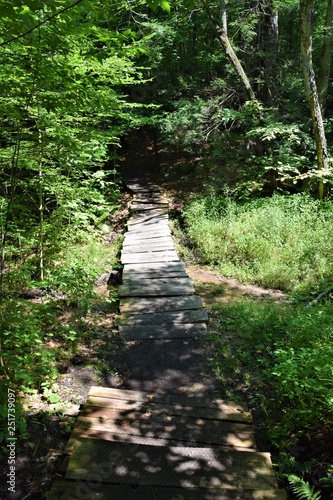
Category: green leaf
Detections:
[
  {"x1": 20, "y1": 5, "x2": 31, "y2": 15},
  {"x1": 160, "y1": 0, "x2": 171, "y2": 14}
]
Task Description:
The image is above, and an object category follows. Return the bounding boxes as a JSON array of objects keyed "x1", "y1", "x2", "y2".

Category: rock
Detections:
[
  {"x1": 107, "y1": 269, "x2": 122, "y2": 286},
  {"x1": 94, "y1": 273, "x2": 110, "y2": 286},
  {"x1": 19, "y1": 288, "x2": 47, "y2": 299}
]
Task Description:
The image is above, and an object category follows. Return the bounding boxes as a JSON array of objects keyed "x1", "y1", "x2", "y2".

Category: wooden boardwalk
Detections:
[{"x1": 47, "y1": 180, "x2": 286, "y2": 499}]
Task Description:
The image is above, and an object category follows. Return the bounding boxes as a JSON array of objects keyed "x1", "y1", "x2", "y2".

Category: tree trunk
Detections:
[
  {"x1": 264, "y1": 7, "x2": 279, "y2": 104},
  {"x1": 300, "y1": 0, "x2": 329, "y2": 199},
  {"x1": 201, "y1": 0, "x2": 257, "y2": 101},
  {"x1": 317, "y1": 0, "x2": 333, "y2": 115},
  {"x1": 0, "y1": 138, "x2": 21, "y2": 299},
  {"x1": 38, "y1": 127, "x2": 44, "y2": 282}
]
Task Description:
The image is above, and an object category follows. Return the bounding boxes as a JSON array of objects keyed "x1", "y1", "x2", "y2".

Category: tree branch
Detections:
[{"x1": 0, "y1": 0, "x2": 85, "y2": 47}]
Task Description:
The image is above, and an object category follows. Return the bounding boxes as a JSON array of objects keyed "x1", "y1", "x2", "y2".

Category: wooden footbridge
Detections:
[{"x1": 47, "y1": 180, "x2": 286, "y2": 499}]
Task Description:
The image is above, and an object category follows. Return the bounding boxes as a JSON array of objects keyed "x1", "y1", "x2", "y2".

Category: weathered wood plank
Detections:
[
  {"x1": 126, "y1": 224, "x2": 170, "y2": 235},
  {"x1": 131, "y1": 203, "x2": 168, "y2": 211},
  {"x1": 119, "y1": 295, "x2": 204, "y2": 314},
  {"x1": 127, "y1": 213, "x2": 168, "y2": 224},
  {"x1": 123, "y1": 271, "x2": 189, "y2": 281},
  {"x1": 118, "y1": 278, "x2": 195, "y2": 297},
  {"x1": 123, "y1": 235, "x2": 174, "y2": 246},
  {"x1": 115, "y1": 309, "x2": 209, "y2": 325},
  {"x1": 124, "y1": 228, "x2": 172, "y2": 239},
  {"x1": 126, "y1": 182, "x2": 160, "y2": 193},
  {"x1": 121, "y1": 242, "x2": 175, "y2": 254},
  {"x1": 126, "y1": 224, "x2": 170, "y2": 234},
  {"x1": 65, "y1": 439, "x2": 278, "y2": 490},
  {"x1": 47, "y1": 481, "x2": 287, "y2": 500},
  {"x1": 119, "y1": 323, "x2": 206, "y2": 339},
  {"x1": 81, "y1": 398, "x2": 252, "y2": 423},
  {"x1": 87, "y1": 387, "x2": 249, "y2": 413},
  {"x1": 133, "y1": 193, "x2": 165, "y2": 202},
  {"x1": 65, "y1": 428, "x2": 257, "y2": 454},
  {"x1": 77, "y1": 404, "x2": 250, "y2": 429},
  {"x1": 122, "y1": 247, "x2": 176, "y2": 257},
  {"x1": 123, "y1": 261, "x2": 185, "y2": 272},
  {"x1": 131, "y1": 207, "x2": 169, "y2": 216},
  {"x1": 73, "y1": 414, "x2": 256, "y2": 448},
  {"x1": 121, "y1": 251, "x2": 179, "y2": 265},
  {"x1": 128, "y1": 186, "x2": 161, "y2": 193}
]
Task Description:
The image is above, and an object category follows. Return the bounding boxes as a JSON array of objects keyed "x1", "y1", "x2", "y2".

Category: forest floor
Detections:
[{"x1": 1, "y1": 131, "x2": 294, "y2": 499}]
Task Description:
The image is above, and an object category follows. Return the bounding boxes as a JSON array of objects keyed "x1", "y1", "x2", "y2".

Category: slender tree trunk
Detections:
[
  {"x1": 0, "y1": 138, "x2": 21, "y2": 299},
  {"x1": 38, "y1": 127, "x2": 44, "y2": 281},
  {"x1": 317, "y1": 0, "x2": 333, "y2": 115},
  {"x1": 201, "y1": 0, "x2": 257, "y2": 101},
  {"x1": 38, "y1": 170, "x2": 44, "y2": 280},
  {"x1": 300, "y1": 0, "x2": 329, "y2": 199},
  {"x1": 264, "y1": 7, "x2": 279, "y2": 104}
]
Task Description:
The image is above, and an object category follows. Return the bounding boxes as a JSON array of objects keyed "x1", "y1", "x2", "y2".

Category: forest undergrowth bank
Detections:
[
  {"x1": 174, "y1": 189, "x2": 333, "y2": 499},
  {"x1": 0, "y1": 189, "x2": 131, "y2": 499}
]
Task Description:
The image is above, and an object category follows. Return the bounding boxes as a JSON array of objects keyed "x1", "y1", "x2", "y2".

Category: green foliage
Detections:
[
  {"x1": 208, "y1": 297, "x2": 333, "y2": 448},
  {"x1": 288, "y1": 474, "x2": 322, "y2": 500},
  {"x1": 0, "y1": 0, "x2": 150, "y2": 293},
  {"x1": 0, "y1": 300, "x2": 58, "y2": 390},
  {"x1": 184, "y1": 193, "x2": 333, "y2": 292},
  {"x1": 0, "y1": 233, "x2": 119, "y2": 439},
  {"x1": 320, "y1": 465, "x2": 333, "y2": 490}
]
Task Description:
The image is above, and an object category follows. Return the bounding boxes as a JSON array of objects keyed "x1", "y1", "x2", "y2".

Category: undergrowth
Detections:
[
  {"x1": 183, "y1": 193, "x2": 333, "y2": 293},
  {"x1": 208, "y1": 298, "x2": 333, "y2": 498},
  {"x1": 0, "y1": 232, "x2": 121, "y2": 444},
  {"x1": 183, "y1": 192, "x2": 333, "y2": 497}
]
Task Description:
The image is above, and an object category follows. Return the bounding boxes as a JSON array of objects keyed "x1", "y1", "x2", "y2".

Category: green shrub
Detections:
[
  {"x1": 184, "y1": 193, "x2": 333, "y2": 292},
  {"x1": 208, "y1": 299, "x2": 333, "y2": 447}
]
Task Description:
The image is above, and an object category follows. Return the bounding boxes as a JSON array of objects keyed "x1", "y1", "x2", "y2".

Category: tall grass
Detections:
[{"x1": 184, "y1": 193, "x2": 333, "y2": 292}]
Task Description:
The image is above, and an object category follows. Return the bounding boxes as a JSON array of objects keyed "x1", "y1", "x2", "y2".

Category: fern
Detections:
[{"x1": 288, "y1": 474, "x2": 321, "y2": 500}]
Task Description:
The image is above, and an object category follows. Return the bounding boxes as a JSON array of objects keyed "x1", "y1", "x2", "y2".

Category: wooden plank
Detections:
[
  {"x1": 75, "y1": 415, "x2": 252, "y2": 441},
  {"x1": 131, "y1": 206, "x2": 168, "y2": 216},
  {"x1": 133, "y1": 194, "x2": 166, "y2": 202},
  {"x1": 126, "y1": 223, "x2": 170, "y2": 234},
  {"x1": 87, "y1": 387, "x2": 249, "y2": 414},
  {"x1": 73, "y1": 415, "x2": 256, "y2": 448},
  {"x1": 129, "y1": 212, "x2": 169, "y2": 223},
  {"x1": 128, "y1": 185, "x2": 160, "y2": 193},
  {"x1": 121, "y1": 250, "x2": 179, "y2": 265},
  {"x1": 65, "y1": 439, "x2": 279, "y2": 490},
  {"x1": 119, "y1": 295, "x2": 204, "y2": 314},
  {"x1": 123, "y1": 228, "x2": 171, "y2": 239},
  {"x1": 116, "y1": 309, "x2": 209, "y2": 325},
  {"x1": 123, "y1": 235, "x2": 174, "y2": 246},
  {"x1": 126, "y1": 182, "x2": 160, "y2": 193},
  {"x1": 126, "y1": 224, "x2": 170, "y2": 234},
  {"x1": 76, "y1": 405, "x2": 254, "y2": 432},
  {"x1": 119, "y1": 323, "x2": 206, "y2": 339},
  {"x1": 81, "y1": 398, "x2": 252, "y2": 423},
  {"x1": 122, "y1": 245, "x2": 176, "y2": 255},
  {"x1": 122, "y1": 239, "x2": 174, "y2": 250},
  {"x1": 48, "y1": 481, "x2": 286, "y2": 499},
  {"x1": 118, "y1": 278, "x2": 194, "y2": 297},
  {"x1": 65, "y1": 427, "x2": 257, "y2": 452},
  {"x1": 123, "y1": 270, "x2": 188, "y2": 280},
  {"x1": 121, "y1": 242, "x2": 175, "y2": 253},
  {"x1": 131, "y1": 203, "x2": 168, "y2": 211},
  {"x1": 127, "y1": 213, "x2": 168, "y2": 225},
  {"x1": 124, "y1": 262, "x2": 185, "y2": 272},
  {"x1": 122, "y1": 246, "x2": 176, "y2": 255}
]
